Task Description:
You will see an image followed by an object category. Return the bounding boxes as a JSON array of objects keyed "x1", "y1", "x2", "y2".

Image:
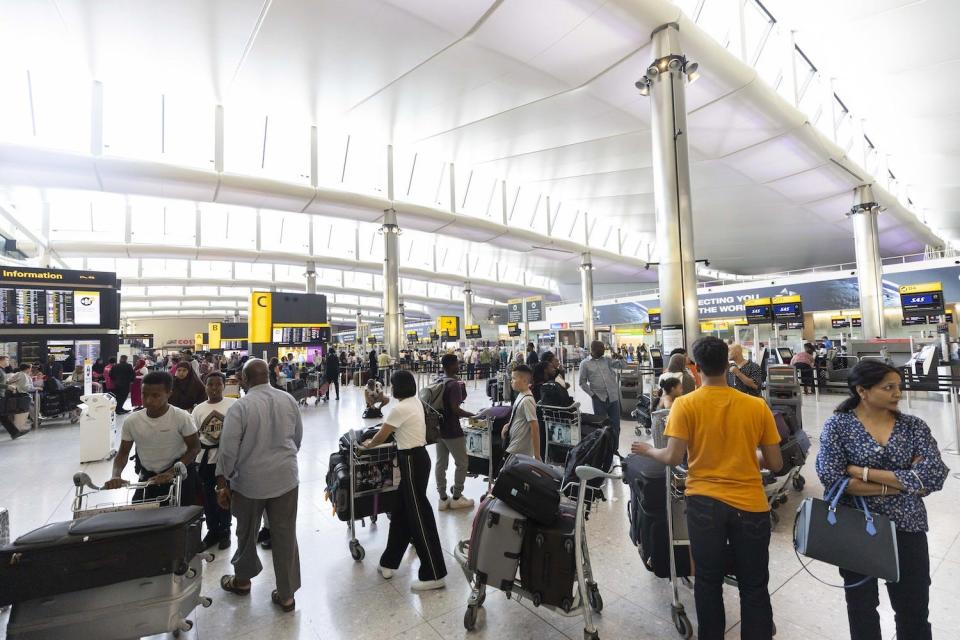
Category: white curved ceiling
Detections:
[{"x1": 0, "y1": 0, "x2": 948, "y2": 292}]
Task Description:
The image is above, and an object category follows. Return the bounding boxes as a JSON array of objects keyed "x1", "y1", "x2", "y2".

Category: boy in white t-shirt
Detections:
[
  {"x1": 106, "y1": 370, "x2": 200, "y2": 505},
  {"x1": 194, "y1": 372, "x2": 238, "y2": 550}
]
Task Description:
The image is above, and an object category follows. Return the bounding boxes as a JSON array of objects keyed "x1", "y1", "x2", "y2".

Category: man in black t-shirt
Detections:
[
  {"x1": 324, "y1": 349, "x2": 340, "y2": 400},
  {"x1": 110, "y1": 355, "x2": 136, "y2": 414},
  {"x1": 435, "y1": 354, "x2": 475, "y2": 511}
]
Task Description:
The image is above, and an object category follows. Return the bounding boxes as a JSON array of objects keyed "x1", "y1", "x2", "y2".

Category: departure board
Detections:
[
  {"x1": 271, "y1": 326, "x2": 331, "y2": 345},
  {"x1": 0, "y1": 287, "x2": 102, "y2": 326}
]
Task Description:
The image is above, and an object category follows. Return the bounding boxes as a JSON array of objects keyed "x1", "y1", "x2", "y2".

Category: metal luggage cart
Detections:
[
  {"x1": 463, "y1": 415, "x2": 495, "y2": 490},
  {"x1": 346, "y1": 432, "x2": 400, "y2": 561},
  {"x1": 539, "y1": 402, "x2": 581, "y2": 464},
  {"x1": 646, "y1": 408, "x2": 695, "y2": 637},
  {"x1": 71, "y1": 462, "x2": 188, "y2": 519},
  {"x1": 454, "y1": 464, "x2": 621, "y2": 640}
]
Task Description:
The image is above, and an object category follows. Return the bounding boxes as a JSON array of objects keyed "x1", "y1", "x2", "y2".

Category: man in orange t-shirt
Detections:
[{"x1": 632, "y1": 336, "x2": 782, "y2": 640}]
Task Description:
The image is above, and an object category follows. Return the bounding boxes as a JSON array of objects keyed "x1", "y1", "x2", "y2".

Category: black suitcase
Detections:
[
  {"x1": 775, "y1": 437, "x2": 806, "y2": 477},
  {"x1": 492, "y1": 454, "x2": 561, "y2": 525},
  {"x1": 622, "y1": 454, "x2": 667, "y2": 512},
  {"x1": 0, "y1": 506, "x2": 202, "y2": 606},
  {"x1": 486, "y1": 378, "x2": 498, "y2": 400},
  {"x1": 519, "y1": 502, "x2": 577, "y2": 609},
  {"x1": 634, "y1": 500, "x2": 691, "y2": 579}
]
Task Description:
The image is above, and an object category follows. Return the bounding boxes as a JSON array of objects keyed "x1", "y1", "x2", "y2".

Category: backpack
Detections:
[
  {"x1": 418, "y1": 376, "x2": 451, "y2": 413},
  {"x1": 561, "y1": 426, "x2": 618, "y2": 501}
]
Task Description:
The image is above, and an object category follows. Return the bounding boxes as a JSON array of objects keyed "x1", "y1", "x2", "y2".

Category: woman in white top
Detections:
[{"x1": 362, "y1": 370, "x2": 447, "y2": 591}]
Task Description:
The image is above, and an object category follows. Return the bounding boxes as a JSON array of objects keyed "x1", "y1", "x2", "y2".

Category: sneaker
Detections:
[
  {"x1": 449, "y1": 495, "x2": 475, "y2": 510},
  {"x1": 378, "y1": 565, "x2": 394, "y2": 580},
  {"x1": 201, "y1": 531, "x2": 219, "y2": 550},
  {"x1": 260, "y1": 537, "x2": 272, "y2": 550},
  {"x1": 218, "y1": 534, "x2": 232, "y2": 550},
  {"x1": 437, "y1": 498, "x2": 450, "y2": 511},
  {"x1": 411, "y1": 578, "x2": 446, "y2": 592},
  {"x1": 257, "y1": 527, "x2": 270, "y2": 543}
]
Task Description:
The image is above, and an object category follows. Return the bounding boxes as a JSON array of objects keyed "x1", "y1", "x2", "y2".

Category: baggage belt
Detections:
[{"x1": 0, "y1": 506, "x2": 203, "y2": 607}]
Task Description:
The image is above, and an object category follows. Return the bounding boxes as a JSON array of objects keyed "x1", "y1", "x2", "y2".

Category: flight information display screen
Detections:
[
  {"x1": 899, "y1": 290, "x2": 944, "y2": 314},
  {"x1": 648, "y1": 311, "x2": 661, "y2": 329},
  {"x1": 271, "y1": 326, "x2": 331, "y2": 345},
  {"x1": 745, "y1": 304, "x2": 772, "y2": 324},
  {"x1": 0, "y1": 288, "x2": 106, "y2": 327},
  {"x1": 772, "y1": 302, "x2": 802, "y2": 320}
]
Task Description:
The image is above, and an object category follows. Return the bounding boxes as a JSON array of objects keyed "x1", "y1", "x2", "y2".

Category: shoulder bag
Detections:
[{"x1": 793, "y1": 478, "x2": 900, "y2": 584}]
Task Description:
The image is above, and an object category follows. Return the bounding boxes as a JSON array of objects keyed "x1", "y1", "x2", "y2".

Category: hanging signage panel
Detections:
[
  {"x1": 745, "y1": 298, "x2": 773, "y2": 325},
  {"x1": 249, "y1": 291, "x2": 273, "y2": 343},
  {"x1": 647, "y1": 307, "x2": 661, "y2": 330},
  {"x1": 507, "y1": 299, "x2": 523, "y2": 323},
  {"x1": 208, "y1": 322, "x2": 222, "y2": 350},
  {"x1": 525, "y1": 296, "x2": 544, "y2": 322},
  {"x1": 898, "y1": 282, "x2": 944, "y2": 315},
  {"x1": 465, "y1": 325, "x2": 482, "y2": 339},
  {"x1": 437, "y1": 315, "x2": 460, "y2": 340},
  {"x1": 507, "y1": 322, "x2": 522, "y2": 337},
  {"x1": 831, "y1": 317, "x2": 850, "y2": 329}
]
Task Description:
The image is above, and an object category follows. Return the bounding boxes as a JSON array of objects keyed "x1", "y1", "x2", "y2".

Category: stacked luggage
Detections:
[
  {"x1": 465, "y1": 405, "x2": 510, "y2": 480},
  {"x1": 40, "y1": 385, "x2": 83, "y2": 423},
  {"x1": 622, "y1": 454, "x2": 691, "y2": 579},
  {"x1": 0, "y1": 506, "x2": 212, "y2": 639}
]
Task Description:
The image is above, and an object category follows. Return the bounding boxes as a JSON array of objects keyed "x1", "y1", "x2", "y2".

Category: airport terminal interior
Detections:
[{"x1": 1, "y1": 1, "x2": 959, "y2": 639}]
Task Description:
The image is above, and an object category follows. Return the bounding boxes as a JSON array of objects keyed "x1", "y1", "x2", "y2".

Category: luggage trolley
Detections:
[
  {"x1": 72, "y1": 462, "x2": 189, "y2": 518},
  {"x1": 346, "y1": 432, "x2": 400, "y2": 562},
  {"x1": 454, "y1": 464, "x2": 621, "y2": 640},
  {"x1": 650, "y1": 411, "x2": 694, "y2": 638},
  {"x1": 539, "y1": 402, "x2": 581, "y2": 464},
  {"x1": 463, "y1": 415, "x2": 496, "y2": 491}
]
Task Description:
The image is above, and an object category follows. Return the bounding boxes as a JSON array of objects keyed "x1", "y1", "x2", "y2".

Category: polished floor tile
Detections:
[{"x1": 1, "y1": 376, "x2": 958, "y2": 639}]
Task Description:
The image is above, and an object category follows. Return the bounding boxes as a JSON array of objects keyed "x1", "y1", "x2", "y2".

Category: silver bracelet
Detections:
[{"x1": 862, "y1": 466, "x2": 870, "y2": 483}]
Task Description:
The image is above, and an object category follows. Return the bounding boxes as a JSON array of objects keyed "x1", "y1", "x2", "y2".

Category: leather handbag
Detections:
[{"x1": 794, "y1": 478, "x2": 900, "y2": 583}]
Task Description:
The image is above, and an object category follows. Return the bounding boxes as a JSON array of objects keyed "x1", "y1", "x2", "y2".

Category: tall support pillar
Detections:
[
  {"x1": 382, "y1": 208, "x2": 401, "y2": 359},
  {"x1": 849, "y1": 185, "x2": 886, "y2": 339},
  {"x1": 639, "y1": 23, "x2": 701, "y2": 350},
  {"x1": 356, "y1": 310, "x2": 363, "y2": 347},
  {"x1": 398, "y1": 299, "x2": 406, "y2": 349},
  {"x1": 463, "y1": 282, "x2": 474, "y2": 328},
  {"x1": 580, "y1": 253, "x2": 595, "y2": 345},
  {"x1": 305, "y1": 260, "x2": 317, "y2": 295}
]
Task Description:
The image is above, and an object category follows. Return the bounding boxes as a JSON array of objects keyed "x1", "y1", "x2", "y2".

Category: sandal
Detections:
[
  {"x1": 271, "y1": 589, "x2": 296, "y2": 612},
  {"x1": 220, "y1": 575, "x2": 251, "y2": 595}
]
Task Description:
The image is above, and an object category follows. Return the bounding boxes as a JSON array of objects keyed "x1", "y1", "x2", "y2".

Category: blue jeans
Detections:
[{"x1": 590, "y1": 396, "x2": 621, "y2": 442}]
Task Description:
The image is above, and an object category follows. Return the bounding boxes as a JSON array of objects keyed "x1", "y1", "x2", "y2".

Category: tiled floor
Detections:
[{"x1": 2, "y1": 377, "x2": 958, "y2": 639}]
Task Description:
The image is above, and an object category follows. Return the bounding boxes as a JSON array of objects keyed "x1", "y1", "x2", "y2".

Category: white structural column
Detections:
[
  {"x1": 849, "y1": 185, "x2": 886, "y2": 339},
  {"x1": 640, "y1": 23, "x2": 701, "y2": 349},
  {"x1": 382, "y1": 208, "x2": 401, "y2": 359},
  {"x1": 355, "y1": 310, "x2": 363, "y2": 345},
  {"x1": 580, "y1": 253, "x2": 595, "y2": 344},
  {"x1": 305, "y1": 260, "x2": 317, "y2": 295},
  {"x1": 463, "y1": 282, "x2": 474, "y2": 330}
]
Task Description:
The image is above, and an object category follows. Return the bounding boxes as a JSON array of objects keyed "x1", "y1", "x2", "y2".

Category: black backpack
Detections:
[{"x1": 561, "y1": 426, "x2": 618, "y2": 501}]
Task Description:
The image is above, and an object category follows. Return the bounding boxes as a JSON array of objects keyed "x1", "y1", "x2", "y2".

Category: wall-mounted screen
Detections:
[
  {"x1": 0, "y1": 267, "x2": 119, "y2": 329},
  {"x1": 745, "y1": 303, "x2": 772, "y2": 324}
]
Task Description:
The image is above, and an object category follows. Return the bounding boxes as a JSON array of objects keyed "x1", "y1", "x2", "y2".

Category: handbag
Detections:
[{"x1": 794, "y1": 478, "x2": 900, "y2": 584}]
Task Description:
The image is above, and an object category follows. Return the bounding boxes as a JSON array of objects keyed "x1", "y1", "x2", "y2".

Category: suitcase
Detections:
[
  {"x1": 486, "y1": 378, "x2": 498, "y2": 400},
  {"x1": 0, "y1": 506, "x2": 202, "y2": 607},
  {"x1": 492, "y1": 454, "x2": 561, "y2": 525},
  {"x1": 353, "y1": 371, "x2": 361, "y2": 386},
  {"x1": 519, "y1": 501, "x2": 577, "y2": 609},
  {"x1": 775, "y1": 437, "x2": 807, "y2": 477},
  {"x1": 634, "y1": 499, "x2": 692, "y2": 579},
  {"x1": 466, "y1": 406, "x2": 510, "y2": 478},
  {"x1": 621, "y1": 454, "x2": 667, "y2": 512},
  {"x1": 6, "y1": 555, "x2": 207, "y2": 640},
  {"x1": 467, "y1": 497, "x2": 526, "y2": 592}
]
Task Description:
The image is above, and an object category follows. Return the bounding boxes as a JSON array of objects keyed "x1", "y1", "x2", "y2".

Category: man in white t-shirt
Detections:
[
  {"x1": 106, "y1": 370, "x2": 200, "y2": 505},
  {"x1": 363, "y1": 378, "x2": 390, "y2": 418},
  {"x1": 194, "y1": 371, "x2": 237, "y2": 550}
]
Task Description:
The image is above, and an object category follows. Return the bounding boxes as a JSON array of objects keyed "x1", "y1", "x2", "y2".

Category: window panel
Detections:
[
  {"x1": 29, "y1": 70, "x2": 89, "y2": 152},
  {"x1": 103, "y1": 86, "x2": 161, "y2": 160},
  {"x1": 261, "y1": 211, "x2": 309, "y2": 253}
]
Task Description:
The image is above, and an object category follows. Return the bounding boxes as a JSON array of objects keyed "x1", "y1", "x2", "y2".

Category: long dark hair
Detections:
[{"x1": 836, "y1": 359, "x2": 902, "y2": 413}]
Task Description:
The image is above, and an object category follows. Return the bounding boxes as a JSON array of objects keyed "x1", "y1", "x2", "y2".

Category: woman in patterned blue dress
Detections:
[{"x1": 816, "y1": 360, "x2": 949, "y2": 640}]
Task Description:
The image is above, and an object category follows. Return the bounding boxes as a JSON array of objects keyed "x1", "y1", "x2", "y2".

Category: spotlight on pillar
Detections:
[
  {"x1": 646, "y1": 65, "x2": 659, "y2": 79},
  {"x1": 634, "y1": 77, "x2": 651, "y2": 96},
  {"x1": 683, "y1": 60, "x2": 700, "y2": 84}
]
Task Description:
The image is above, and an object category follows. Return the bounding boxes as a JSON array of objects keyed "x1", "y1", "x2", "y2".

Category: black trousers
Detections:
[
  {"x1": 840, "y1": 530, "x2": 931, "y2": 640},
  {"x1": 198, "y1": 462, "x2": 231, "y2": 536},
  {"x1": 133, "y1": 462, "x2": 199, "y2": 507},
  {"x1": 380, "y1": 446, "x2": 447, "y2": 581},
  {"x1": 686, "y1": 495, "x2": 773, "y2": 640},
  {"x1": 114, "y1": 383, "x2": 130, "y2": 411},
  {"x1": 324, "y1": 375, "x2": 340, "y2": 399},
  {"x1": 1, "y1": 414, "x2": 21, "y2": 438}
]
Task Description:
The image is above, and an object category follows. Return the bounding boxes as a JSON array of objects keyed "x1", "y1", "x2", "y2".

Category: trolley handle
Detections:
[
  {"x1": 574, "y1": 464, "x2": 622, "y2": 483},
  {"x1": 73, "y1": 462, "x2": 187, "y2": 491}
]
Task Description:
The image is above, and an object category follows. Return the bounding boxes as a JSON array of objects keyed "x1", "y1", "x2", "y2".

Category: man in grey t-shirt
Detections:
[{"x1": 502, "y1": 365, "x2": 541, "y2": 460}]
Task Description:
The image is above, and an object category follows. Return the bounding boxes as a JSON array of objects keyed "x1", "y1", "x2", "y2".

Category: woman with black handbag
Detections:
[{"x1": 816, "y1": 360, "x2": 949, "y2": 640}]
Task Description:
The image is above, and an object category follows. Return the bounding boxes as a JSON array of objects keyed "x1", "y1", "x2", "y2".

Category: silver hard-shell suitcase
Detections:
[
  {"x1": 6, "y1": 556, "x2": 212, "y2": 640},
  {"x1": 467, "y1": 497, "x2": 526, "y2": 592}
]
